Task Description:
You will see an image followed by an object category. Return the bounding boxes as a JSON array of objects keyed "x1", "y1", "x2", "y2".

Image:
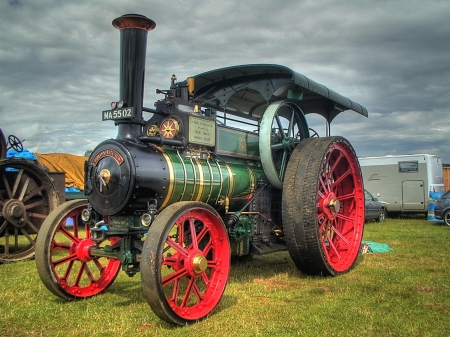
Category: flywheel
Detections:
[{"x1": 259, "y1": 100, "x2": 309, "y2": 189}]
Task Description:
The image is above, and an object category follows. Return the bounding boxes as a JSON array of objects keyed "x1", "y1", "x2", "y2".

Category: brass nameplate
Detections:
[{"x1": 189, "y1": 117, "x2": 216, "y2": 146}]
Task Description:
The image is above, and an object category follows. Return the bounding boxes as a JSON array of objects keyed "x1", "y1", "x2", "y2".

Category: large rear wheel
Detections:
[
  {"x1": 282, "y1": 137, "x2": 364, "y2": 276},
  {"x1": 35, "y1": 199, "x2": 121, "y2": 299},
  {"x1": 141, "y1": 201, "x2": 230, "y2": 325}
]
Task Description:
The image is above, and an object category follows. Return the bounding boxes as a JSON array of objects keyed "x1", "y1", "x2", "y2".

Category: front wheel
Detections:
[
  {"x1": 35, "y1": 199, "x2": 121, "y2": 300},
  {"x1": 141, "y1": 201, "x2": 230, "y2": 325},
  {"x1": 282, "y1": 137, "x2": 365, "y2": 276}
]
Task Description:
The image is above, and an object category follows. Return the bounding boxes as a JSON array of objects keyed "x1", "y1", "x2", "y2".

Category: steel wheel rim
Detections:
[
  {"x1": 46, "y1": 205, "x2": 120, "y2": 297},
  {"x1": 160, "y1": 209, "x2": 228, "y2": 320},
  {"x1": 0, "y1": 159, "x2": 58, "y2": 262},
  {"x1": 317, "y1": 141, "x2": 364, "y2": 272},
  {"x1": 143, "y1": 203, "x2": 230, "y2": 323}
]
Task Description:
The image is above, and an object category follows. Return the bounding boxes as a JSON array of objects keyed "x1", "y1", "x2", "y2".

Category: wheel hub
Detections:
[
  {"x1": 70, "y1": 238, "x2": 95, "y2": 263},
  {"x1": 282, "y1": 138, "x2": 296, "y2": 151},
  {"x1": 321, "y1": 192, "x2": 341, "y2": 220},
  {"x1": 2, "y1": 199, "x2": 27, "y2": 227},
  {"x1": 192, "y1": 254, "x2": 208, "y2": 274},
  {"x1": 185, "y1": 250, "x2": 208, "y2": 277}
]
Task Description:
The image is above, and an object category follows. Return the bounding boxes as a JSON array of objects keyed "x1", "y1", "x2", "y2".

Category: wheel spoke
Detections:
[
  {"x1": 278, "y1": 150, "x2": 289, "y2": 180},
  {"x1": 14, "y1": 226, "x2": 19, "y2": 251},
  {"x1": 11, "y1": 169, "x2": 24, "y2": 197},
  {"x1": 180, "y1": 277, "x2": 196, "y2": 308},
  {"x1": 188, "y1": 218, "x2": 198, "y2": 250},
  {"x1": 18, "y1": 176, "x2": 30, "y2": 200},
  {"x1": 330, "y1": 168, "x2": 351, "y2": 190},
  {"x1": 330, "y1": 224, "x2": 351, "y2": 246},
  {"x1": 270, "y1": 143, "x2": 284, "y2": 151},
  {"x1": 177, "y1": 219, "x2": 185, "y2": 248},
  {"x1": 74, "y1": 262, "x2": 87, "y2": 287},
  {"x1": 58, "y1": 226, "x2": 81, "y2": 244},
  {"x1": 24, "y1": 199, "x2": 45, "y2": 210},
  {"x1": 196, "y1": 224, "x2": 208, "y2": 248},
  {"x1": 22, "y1": 185, "x2": 46, "y2": 203},
  {"x1": 274, "y1": 115, "x2": 286, "y2": 140},
  {"x1": 19, "y1": 227, "x2": 36, "y2": 247},
  {"x1": 61, "y1": 260, "x2": 76, "y2": 281},
  {"x1": 170, "y1": 278, "x2": 181, "y2": 303},
  {"x1": 162, "y1": 267, "x2": 188, "y2": 286},
  {"x1": 93, "y1": 257, "x2": 106, "y2": 273},
  {"x1": 318, "y1": 172, "x2": 331, "y2": 194},
  {"x1": 0, "y1": 220, "x2": 7, "y2": 235},
  {"x1": 337, "y1": 191, "x2": 356, "y2": 201},
  {"x1": 83, "y1": 263, "x2": 96, "y2": 284},
  {"x1": 325, "y1": 234, "x2": 342, "y2": 261},
  {"x1": 24, "y1": 218, "x2": 40, "y2": 233},
  {"x1": 167, "y1": 236, "x2": 189, "y2": 257},
  {"x1": 287, "y1": 110, "x2": 295, "y2": 138},
  {"x1": 52, "y1": 253, "x2": 78, "y2": 267},
  {"x1": 328, "y1": 152, "x2": 344, "y2": 177},
  {"x1": 3, "y1": 174, "x2": 13, "y2": 199}
]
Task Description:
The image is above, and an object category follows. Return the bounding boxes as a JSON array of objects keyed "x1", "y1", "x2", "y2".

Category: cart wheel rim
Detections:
[
  {"x1": 36, "y1": 200, "x2": 121, "y2": 298},
  {"x1": 283, "y1": 137, "x2": 365, "y2": 276},
  {"x1": 317, "y1": 140, "x2": 364, "y2": 272},
  {"x1": 141, "y1": 202, "x2": 230, "y2": 324},
  {"x1": 0, "y1": 159, "x2": 58, "y2": 262}
]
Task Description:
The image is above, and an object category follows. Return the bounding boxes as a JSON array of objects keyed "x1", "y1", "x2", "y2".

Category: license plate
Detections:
[{"x1": 102, "y1": 107, "x2": 135, "y2": 121}]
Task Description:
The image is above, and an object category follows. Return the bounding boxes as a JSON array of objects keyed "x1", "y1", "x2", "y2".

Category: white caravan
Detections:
[{"x1": 359, "y1": 154, "x2": 445, "y2": 216}]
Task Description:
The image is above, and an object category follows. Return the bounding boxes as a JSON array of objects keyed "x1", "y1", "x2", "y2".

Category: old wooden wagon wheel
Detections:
[
  {"x1": 259, "y1": 100, "x2": 310, "y2": 189},
  {"x1": 0, "y1": 159, "x2": 59, "y2": 263},
  {"x1": 141, "y1": 201, "x2": 230, "y2": 325},
  {"x1": 35, "y1": 199, "x2": 121, "y2": 299},
  {"x1": 282, "y1": 137, "x2": 365, "y2": 276}
]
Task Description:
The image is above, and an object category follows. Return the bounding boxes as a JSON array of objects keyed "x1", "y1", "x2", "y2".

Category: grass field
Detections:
[{"x1": 1, "y1": 218, "x2": 449, "y2": 337}]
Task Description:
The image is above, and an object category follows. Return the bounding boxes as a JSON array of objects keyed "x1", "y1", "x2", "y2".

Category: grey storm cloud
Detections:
[{"x1": 1, "y1": 0, "x2": 449, "y2": 162}]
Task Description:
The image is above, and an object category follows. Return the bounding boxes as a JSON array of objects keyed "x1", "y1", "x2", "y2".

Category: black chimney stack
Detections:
[{"x1": 112, "y1": 14, "x2": 156, "y2": 140}]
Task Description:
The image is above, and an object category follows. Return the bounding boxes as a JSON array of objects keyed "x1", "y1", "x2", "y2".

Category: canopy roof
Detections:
[{"x1": 187, "y1": 64, "x2": 368, "y2": 123}]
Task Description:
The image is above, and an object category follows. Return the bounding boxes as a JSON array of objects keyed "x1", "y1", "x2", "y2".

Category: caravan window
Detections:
[{"x1": 398, "y1": 161, "x2": 419, "y2": 172}]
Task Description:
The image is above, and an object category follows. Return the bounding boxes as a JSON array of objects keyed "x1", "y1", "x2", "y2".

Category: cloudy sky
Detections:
[{"x1": 1, "y1": 0, "x2": 449, "y2": 162}]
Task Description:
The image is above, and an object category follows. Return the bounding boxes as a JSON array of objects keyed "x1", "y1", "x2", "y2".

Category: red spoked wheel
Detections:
[
  {"x1": 141, "y1": 201, "x2": 230, "y2": 325},
  {"x1": 282, "y1": 137, "x2": 365, "y2": 276},
  {"x1": 35, "y1": 199, "x2": 121, "y2": 299}
]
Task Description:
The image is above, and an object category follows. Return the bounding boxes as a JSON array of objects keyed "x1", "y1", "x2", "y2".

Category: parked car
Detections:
[
  {"x1": 365, "y1": 189, "x2": 387, "y2": 222},
  {"x1": 433, "y1": 190, "x2": 450, "y2": 226}
]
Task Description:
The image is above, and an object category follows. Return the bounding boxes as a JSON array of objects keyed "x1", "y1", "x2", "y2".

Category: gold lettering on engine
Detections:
[{"x1": 92, "y1": 149, "x2": 124, "y2": 166}]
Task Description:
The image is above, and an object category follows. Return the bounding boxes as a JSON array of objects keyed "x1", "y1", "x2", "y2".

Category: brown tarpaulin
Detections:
[{"x1": 35, "y1": 153, "x2": 87, "y2": 190}]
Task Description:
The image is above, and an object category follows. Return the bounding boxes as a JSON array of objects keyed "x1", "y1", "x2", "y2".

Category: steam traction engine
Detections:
[{"x1": 35, "y1": 14, "x2": 368, "y2": 325}]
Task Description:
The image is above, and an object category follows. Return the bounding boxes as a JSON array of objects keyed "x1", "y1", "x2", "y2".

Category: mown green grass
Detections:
[{"x1": 1, "y1": 218, "x2": 449, "y2": 337}]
